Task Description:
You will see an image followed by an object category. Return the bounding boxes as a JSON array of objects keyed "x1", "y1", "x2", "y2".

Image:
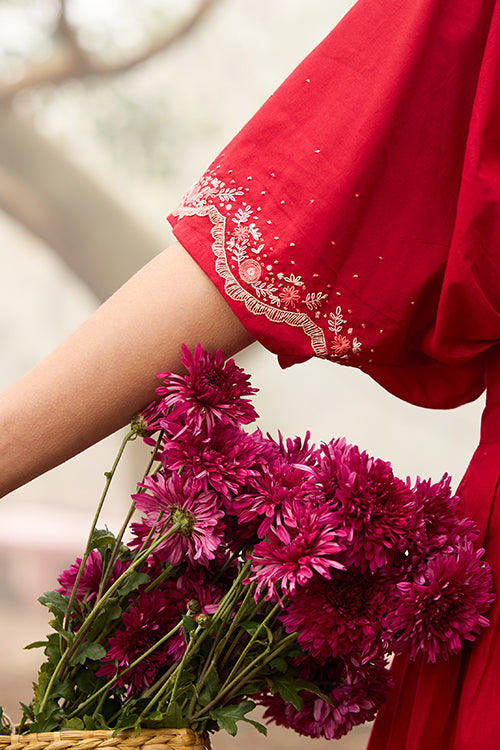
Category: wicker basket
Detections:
[{"x1": 0, "y1": 729, "x2": 211, "y2": 750}]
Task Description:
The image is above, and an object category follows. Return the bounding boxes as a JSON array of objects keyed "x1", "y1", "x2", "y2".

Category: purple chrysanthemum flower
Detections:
[
  {"x1": 261, "y1": 656, "x2": 392, "y2": 740},
  {"x1": 155, "y1": 344, "x2": 258, "y2": 430},
  {"x1": 409, "y1": 475, "x2": 478, "y2": 560},
  {"x1": 314, "y1": 439, "x2": 417, "y2": 572},
  {"x1": 131, "y1": 399, "x2": 167, "y2": 446},
  {"x1": 232, "y1": 458, "x2": 321, "y2": 539},
  {"x1": 57, "y1": 549, "x2": 130, "y2": 605},
  {"x1": 269, "y1": 430, "x2": 319, "y2": 467},
  {"x1": 387, "y1": 541, "x2": 495, "y2": 662},
  {"x1": 281, "y1": 568, "x2": 396, "y2": 660},
  {"x1": 96, "y1": 589, "x2": 179, "y2": 695},
  {"x1": 248, "y1": 506, "x2": 345, "y2": 600},
  {"x1": 158, "y1": 422, "x2": 265, "y2": 499},
  {"x1": 131, "y1": 472, "x2": 225, "y2": 566}
]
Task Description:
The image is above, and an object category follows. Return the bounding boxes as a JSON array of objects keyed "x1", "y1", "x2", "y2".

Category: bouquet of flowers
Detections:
[{"x1": 1, "y1": 345, "x2": 494, "y2": 742}]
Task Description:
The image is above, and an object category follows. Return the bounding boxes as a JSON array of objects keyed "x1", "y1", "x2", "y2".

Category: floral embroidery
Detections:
[
  {"x1": 174, "y1": 170, "x2": 362, "y2": 361},
  {"x1": 239, "y1": 259, "x2": 262, "y2": 283},
  {"x1": 280, "y1": 286, "x2": 301, "y2": 308}
]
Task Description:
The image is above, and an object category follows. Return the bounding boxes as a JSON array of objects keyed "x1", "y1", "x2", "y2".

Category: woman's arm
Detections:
[{"x1": 0, "y1": 243, "x2": 254, "y2": 498}]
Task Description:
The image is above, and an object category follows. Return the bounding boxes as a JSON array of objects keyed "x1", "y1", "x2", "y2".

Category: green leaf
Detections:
[
  {"x1": 72, "y1": 641, "x2": 107, "y2": 665},
  {"x1": 52, "y1": 680, "x2": 75, "y2": 702},
  {"x1": 113, "y1": 715, "x2": 140, "y2": 733},
  {"x1": 75, "y1": 669, "x2": 100, "y2": 695},
  {"x1": 38, "y1": 591, "x2": 70, "y2": 617},
  {"x1": 231, "y1": 680, "x2": 266, "y2": 697},
  {"x1": 245, "y1": 718, "x2": 268, "y2": 736},
  {"x1": 90, "y1": 531, "x2": 116, "y2": 550},
  {"x1": 240, "y1": 620, "x2": 272, "y2": 645},
  {"x1": 270, "y1": 676, "x2": 304, "y2": 711},
  {"x1": 241, "y1": 621, "x2": 261, "y2": 636},
  {"x1": 269, "y1": 656, "x2": 288, "y2": 674},
  {"x1": 19, "y1": 703, "x2": 34, "y2": 723},
  {"x1": 83, "y1": 713, "x2": 108, "y2": 731},
  {"x1": 44, "y1": 634, "x2": 62, "y2": 663},
  {"x1": 24, "y1": 640, "x2": 49, "y2": 650},
  {"x1": 182, "y1": 614, "x2": 197, "y2": 639},
  {"x1": 198, "y1": 666, "x2": 220, "y2": 706},
  {"x1": 118, "y1": 571, "x2": 149, "y2": 597},
  {"x1": 160, "y1": 701, "x2": 185, "y2": 729},
  {"x1": 210, "y1": 700, "x2": 256, "y2": 736},
  {"x1": 61, "y1": 718, "x2": 85, "y2": 730}
]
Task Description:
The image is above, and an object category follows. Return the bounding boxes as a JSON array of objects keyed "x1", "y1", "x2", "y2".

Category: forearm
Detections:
[{"x1": 0, "y1": 243, "x2": 254, "y2": 498}]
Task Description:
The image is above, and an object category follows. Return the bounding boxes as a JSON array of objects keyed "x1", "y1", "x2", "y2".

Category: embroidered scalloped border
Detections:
[{"x1": 174, "y1": 202, "x2": 329, "y2": 357}]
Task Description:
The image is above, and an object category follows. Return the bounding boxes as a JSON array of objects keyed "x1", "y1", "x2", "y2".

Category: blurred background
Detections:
[{"x1": 0, "y1": 1, "x2": 485, "y2": 748}]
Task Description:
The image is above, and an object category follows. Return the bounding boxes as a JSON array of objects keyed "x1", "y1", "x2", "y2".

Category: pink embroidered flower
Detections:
[
  {"x1": 232, "y1": 225, "x2": 251, "y2": 244},
  {"x1": 387, "y1": 542, "x2": 495, "y2": 662},
  {"x1": 279, "y1": 285, "x2": 301, "y2": 308},
  {"x1": 331, "y1": 334, "x2": 351, "y2": 356},
  {"x1": 155, "y1": 344, "x2": 258, "y2": 430},
  {"x1": 239, "y1": 258, "x2": 262, "y2": 283},
  {"x1": 248, "y1": 506, "x2": 344, "y2": 600},
  {"x1": 281, "y1": 568, "x2": 396, "y2": 661},
  {"x1": 131, "y1": 472, "x2": 225, "y2": 566}
]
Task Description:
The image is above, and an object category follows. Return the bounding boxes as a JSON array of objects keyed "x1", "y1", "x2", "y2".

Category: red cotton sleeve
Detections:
[{"x1": 168, "y1": 0, "x2": 500, "y2": 409}]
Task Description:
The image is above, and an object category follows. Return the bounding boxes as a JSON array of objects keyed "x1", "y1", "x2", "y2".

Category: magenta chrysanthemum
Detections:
[
  {"x1": 155, "y1": 344, "x2": 258, "y2": 430},
  {"x1": 96, "y1": 589, "x2": 179, "y2": 695},
  {"x1": 261, "y1": 656, "x2": 392, "y2": 740},
  {"x1": 131, "y1": 399, "x2": 167, "y2": 445},
  {"x1": 158, "y1": 422, "x2": 264, "y2": 499},
  {"x1": 281, "y1": 568, "x2": 396, "y2": 660},
  {"x1": 248, "y1": 506, "x2": 345, "y2": 600},
  {"x1": 57, "y1": 549, "x2": 129, "y2": 604},
  {"x1": 131, "y1": 472, "x2": 225, "y2": 566},
  {"x1": 409, "y1": 474, "x2": 478, "y2": 558},
  {"x1": 233, "y1": 458, "x2": 321, "y2": 538},
  {"x1": 270, "y1": 430, "x2": 319, "y2": 467},
  {"x1": 387, "y1": 541, "x2": 495, "y2": 662},
  {"x1": 315, "y1": 439, "x2": 417, "y2": 572}
]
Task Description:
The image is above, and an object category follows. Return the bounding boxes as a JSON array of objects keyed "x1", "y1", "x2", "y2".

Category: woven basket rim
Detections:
[{"x1": 0, "y1": 728, "x2": 210, "y2": 750}]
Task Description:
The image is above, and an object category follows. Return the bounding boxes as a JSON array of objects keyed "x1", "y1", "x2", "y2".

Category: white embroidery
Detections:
[{"x1": 174, "y1": 171, "x2": 362, "y2": 360}]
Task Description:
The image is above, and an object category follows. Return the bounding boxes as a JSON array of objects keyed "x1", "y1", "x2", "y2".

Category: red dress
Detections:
[{"x1": 168, "y1": 0, "x2": 500, "y2": 746}]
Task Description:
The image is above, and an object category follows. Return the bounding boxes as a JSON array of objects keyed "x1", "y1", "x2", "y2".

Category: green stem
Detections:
[
  {"x1": 221, "y1": 599, "x2": 283, "y2": 689},
  {"x1": 98, "y1": 431, "x2": 163, "y2": 597},
  {"x1": 138, "y1": 626, "x2": 208, "y2": 720},
  {"x1": 63, "y1": 429, "x2": 136, "y2": 634},
  {"x1": 191, "y1": 579, "x2": 257, "y2": 715},
  {"x1": 40, "y1": 519, "x2": 184, "y2": 713},
  {"x1": 144, "y1": 564, "x2": 176, "y2": 594},
  {"x1": 191, "y1": 632, "x2": 298, "y2": 721},
  {"x1": 68, "y1": 620, "x2": 183, "y2": 720}
]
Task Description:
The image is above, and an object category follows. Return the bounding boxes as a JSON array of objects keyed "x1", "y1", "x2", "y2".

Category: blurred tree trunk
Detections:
[
  {"x1": 0, "y1": 108, "x2": 161, "y2": 300},
  {"x1": 0, "y1": 0, "x2": 222, "y2": 299}
]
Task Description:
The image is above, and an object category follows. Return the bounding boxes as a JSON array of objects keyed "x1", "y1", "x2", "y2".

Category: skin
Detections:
[{"x1": 0, "y1": 243, "x2": 254, "y2": 498}]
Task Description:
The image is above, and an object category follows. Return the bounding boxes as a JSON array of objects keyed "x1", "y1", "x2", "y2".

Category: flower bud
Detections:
[
  {"x1": 186, "y1": 598, "x2": 201, "y2": 616},
  {"x1": 196, "y1": 613, "x2": 211, "y2": 628}
]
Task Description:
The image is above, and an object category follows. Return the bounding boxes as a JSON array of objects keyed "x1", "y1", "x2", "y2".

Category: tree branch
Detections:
[{"x1": 0, "y1": 0, "x2": 222, "y2": 107}]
